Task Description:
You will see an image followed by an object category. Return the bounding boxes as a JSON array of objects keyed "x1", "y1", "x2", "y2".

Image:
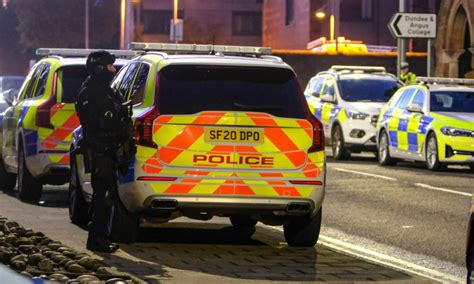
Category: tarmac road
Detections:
[
  {"x1": 0, "y1": 149, "x2": 471, "y2": 281},
  {"x1": 322, "y1": 151, "x2": 473, "y2": 279}
]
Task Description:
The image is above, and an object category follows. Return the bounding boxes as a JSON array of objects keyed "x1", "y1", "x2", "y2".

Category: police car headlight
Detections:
[
  {"x1": 440, "y1": 126, "x2": 474, "y2": 137},
  {"x1": 346, "y1": 109, "x2": 370, "y2": 120}
]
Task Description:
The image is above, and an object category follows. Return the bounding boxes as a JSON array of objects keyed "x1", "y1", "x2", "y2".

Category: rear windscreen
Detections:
[
  {"x1": 158, "y1": 65, "x2": 305, "y2": 118},
  {"x1": 57, "y1": 66, "x2": 88, "y2": 103},
  {"x1": 58, "y1": 64, "x2": 123, "y2": 103}
]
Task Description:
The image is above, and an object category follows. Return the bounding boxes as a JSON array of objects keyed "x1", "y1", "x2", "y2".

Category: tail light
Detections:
[
  {"x1": 135, "y1": 73, "x2": 162, "y2": 148},
  {"x1": 293, "y1": 78, "x2": 324, "y2": 153},
  {"x1": 35, "y1": 73, "x2": 57, "y2": 129},
  {"x1": 307, "y1": 114, "x2": 324, "y2": 152},
  {"x1": 134, "y1": 106, "x2": 160, "y2": 148}
]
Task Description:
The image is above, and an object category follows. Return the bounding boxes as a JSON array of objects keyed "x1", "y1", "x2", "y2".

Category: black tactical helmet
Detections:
[{"x1": 86, "y1": 50, "x2": 116, "y2": 76}]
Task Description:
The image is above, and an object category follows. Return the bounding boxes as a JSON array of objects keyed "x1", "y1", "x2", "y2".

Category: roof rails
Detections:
[
  {"x1": 329, "y1": 65, "x2": 386, "y2": 73},
  {"x1": 417, "y1": 76, "x2": 474, "y2": 86},
  {"x1": 36, "y1": 48, "x2": 140, "y2": 58},
  {"x1": 129, "y1": 42, "x2": 272, "y2": 56}
]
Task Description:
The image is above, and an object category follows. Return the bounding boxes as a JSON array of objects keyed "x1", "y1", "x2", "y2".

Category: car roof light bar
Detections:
[
  {"x1": 417, "y1": 76, "x2": 474, "y2": 86},
  {"x1": 330, "y1": 65, "x2": 386, "y2": 73},
  {"x1": 36, "y1": 48, "x2": 140, "y2": 58},
  {"x1": 129, "y1": 42, "x2": 273, "y2": 56}
]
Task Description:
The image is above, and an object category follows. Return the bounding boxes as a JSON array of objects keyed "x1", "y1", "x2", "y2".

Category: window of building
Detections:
[
  {"x1": 285, "y1": 0, "x2": 294, "y2": 25},
  {"x1": 340, "y1": 0, "x2": 373, "y2": 21},
  {"x1": 232, "y1": 11, "x2": 262, "y2": 36},
  {"x1": 142, "y1": 10, "x2": 184, "y2": 35}
]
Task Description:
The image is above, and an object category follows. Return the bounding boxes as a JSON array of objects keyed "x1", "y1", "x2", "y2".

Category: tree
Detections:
[
  {"x1": 183, "y1": 18, "x2": 227, "y2": 45},
  {"x1": 0, "y1": 4, "x2": 29, "y2": 74},
  {"x1": 12, "y1": 0, "x2": 119, "y2": 49}
]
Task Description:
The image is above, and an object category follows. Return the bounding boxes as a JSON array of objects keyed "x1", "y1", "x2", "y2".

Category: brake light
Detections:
[
  {"x1": 290, "y1": 180, "x2": 323, "y2": 185},
  {"x1": 137, "y1": 176, "x2": 177, "y2": 181},
  {"x1": 307, "y1": 114, "x2": 324, "y2": 152},
  {"x1": 35, "y1": 73, "x2": 57, "y2": 129},
  {"x1": 134, "y1": 106, "x2": 160, "y2": 148},
  {"x1": 293, "y1": 79, "x2": 324, "y2": 153}
]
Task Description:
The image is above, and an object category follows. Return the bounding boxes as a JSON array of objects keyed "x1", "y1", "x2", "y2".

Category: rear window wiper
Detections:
[{"x1": 233, "y1": 102, "x2": 283, "y2": 111}]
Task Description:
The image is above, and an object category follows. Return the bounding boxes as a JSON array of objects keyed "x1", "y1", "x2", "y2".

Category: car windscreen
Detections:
[
  {"x1": 430, "y1": 91, "x2": 474, "y2": 113},
  {"x1": 338, "y1": 78, "x2": 399, "y2": 102},
  {"x1": 1, "y1": 77, "x2": 24, "y2": 92},
  {"x1": 158, "y1": 65, "x2": 305, "y2": 118},
  {"x1": 58, "y1": 64, "x2": 123, "y2": 103}
]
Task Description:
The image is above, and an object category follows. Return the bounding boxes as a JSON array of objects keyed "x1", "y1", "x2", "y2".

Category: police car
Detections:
[
  {"x1": 304, "y1": 66, "x2": 400, "y2": 160},
  {"x1": 69, "y1": 43, "x2": 326, "y2": 247},
  {"x1": 376, "y1": 77, "x2": 474, "y2": 171},
  {"x1": 0, "y1": 49, "x2": 133, "y2": 201}
]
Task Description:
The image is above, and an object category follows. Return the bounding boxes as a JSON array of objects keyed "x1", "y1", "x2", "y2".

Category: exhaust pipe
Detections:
[
  {"x1": 151, "y1": 199, "x2": 178, "y2": 210},
  {"x1": 286, "y1": 202, "x2": 310, "y2": 213}
]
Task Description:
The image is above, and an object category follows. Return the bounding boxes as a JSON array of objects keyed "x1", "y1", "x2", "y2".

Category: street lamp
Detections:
[
  {"x1": 173, "y1": 0, "x2": 178, "y2": 43},
  {"x1": 315, "y1": 0, "x2": 338, "y2": 47},
  {"x1": 315, "y1": 9, "x2": 326, "y2": 20},
  {"x1": 85, "y1": 0, "x2": 89, "y2": 49}
]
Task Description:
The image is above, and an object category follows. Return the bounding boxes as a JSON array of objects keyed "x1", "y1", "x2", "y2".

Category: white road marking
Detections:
[
  {"x1": 317, "y1": 235, "x2": 463, "y2": 283},
  {"x1": 334, "y1": 168, "x2": 398, "y2": 181},
  {"x1": 267, "y1": 225, "x2": 463, "y2": 283},
  {"x1": 414, "y1": 183, "x2": 472, "y2": 197}
]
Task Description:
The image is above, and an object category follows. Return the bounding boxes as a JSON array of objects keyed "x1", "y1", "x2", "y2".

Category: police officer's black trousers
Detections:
[{"x1": 88, "y1": 150, "x2": 117, "y2": 243}]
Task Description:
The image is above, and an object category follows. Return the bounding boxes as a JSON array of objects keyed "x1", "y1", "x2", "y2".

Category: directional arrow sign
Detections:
[{"x1": 388, "y1": 13, "x2": 437, "y2": 39}]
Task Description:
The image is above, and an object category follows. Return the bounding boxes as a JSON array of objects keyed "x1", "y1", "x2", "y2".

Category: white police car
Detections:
[{"x1": 304, "y1": 66, "x2": 401, "y2": 159}]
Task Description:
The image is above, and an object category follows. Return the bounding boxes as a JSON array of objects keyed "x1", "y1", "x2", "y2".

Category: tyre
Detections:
[
  {"x1": 332, "y1": 125, "x2": 350, "y2": 160},
  {"x1": 68, "y1": 153, "x2": 89, "y2": 225},
  {"x1": 284, "y1": 208, "x2": 322, "y2": 247},
  {"x1": 0, "y1": 156, "x2": 16, "y2": 193},
  {"x1": 469, "y1": 164, "x2": 474, "y2": 173},
  {"x1": 17, "y1": 143, "x2": 42, "y2": 202},
  {"x1": 378, "y1": 130, "x2": 396, "y2": 166},
  {"x1": 109, "y1": 189, "x2": 140, "y2": 243},
  {"x1": 230, "y1": 215, "x2": 257, "y2": 227},
  {"x1": 425, "y1": 132, "x2": 446, "y2": 171}
]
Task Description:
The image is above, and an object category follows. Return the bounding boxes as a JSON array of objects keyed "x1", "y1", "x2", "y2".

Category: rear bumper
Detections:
[
  {"x1": 118, "y1": 176, "x2": 325, "y2": 219},
  {"x1": 26, "y1": 153, "x2": 70, "y2": 179},
  {"x1": 142, "y1": 195, "x2": 318, "y2": 216}
]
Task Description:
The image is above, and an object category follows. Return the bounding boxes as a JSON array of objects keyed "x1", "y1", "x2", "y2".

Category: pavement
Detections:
[{"x1": 0, "y1": 188, "x2": 433, "y2": 283}]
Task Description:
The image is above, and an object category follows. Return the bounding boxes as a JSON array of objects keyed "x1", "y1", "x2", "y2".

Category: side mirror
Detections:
[
  {"x1": 321, "y1": 94, "x2": 335, "y2": 103},
  {"x1": 406, "y1": 103, "x2": 423, "y2": 113},
  {"x1": 3, "y1": 89, "x2": 18, "y2": 106}
]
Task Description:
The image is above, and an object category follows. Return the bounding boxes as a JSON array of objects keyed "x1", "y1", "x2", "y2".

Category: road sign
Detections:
[
  {"x1": 170, "y1": 19, "x2": 183, "y2": 42},
  {"x1": 388, "y1": 13, "x2": 437, "y2": 39}
]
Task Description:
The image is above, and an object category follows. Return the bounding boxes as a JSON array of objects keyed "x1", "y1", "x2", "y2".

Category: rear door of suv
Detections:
[{"x1": 149, "y1": 64, "x2": 323, "y2": 197}]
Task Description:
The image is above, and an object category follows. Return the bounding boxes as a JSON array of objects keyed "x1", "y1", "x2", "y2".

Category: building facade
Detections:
[
  {"x1": 435, "y1": 0, "x2": 474, "y2": 78},
  {"x1": 263, "y1": 0, "x2": 436, "y2": 50},
  {"x1": 136, "y1": 0, "x2": 263, "y2": 46}
]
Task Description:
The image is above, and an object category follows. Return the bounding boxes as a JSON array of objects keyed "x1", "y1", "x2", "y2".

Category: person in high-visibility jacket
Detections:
[{"x1": 400, "y1": 62, "x2": 417, "y2": 84}]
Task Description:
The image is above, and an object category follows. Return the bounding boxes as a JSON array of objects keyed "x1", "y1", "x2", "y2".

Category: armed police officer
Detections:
[{"x1": 75, "y1": 50, "x2": 130, "y2": 253}]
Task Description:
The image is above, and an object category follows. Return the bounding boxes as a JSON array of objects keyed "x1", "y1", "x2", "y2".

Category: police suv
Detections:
[
  {"x1": 377, "y1": 77, "x2": 474, "y2": 171},
  {"x1": 70, "y1": 43, "x2": 326, "y2": 247},
  {"x1": 0, "y1": 49, "x2": 133, "y2": 201},
  {"x1": 304, "y1": 66, "x2": 400, "y2": 159}
]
